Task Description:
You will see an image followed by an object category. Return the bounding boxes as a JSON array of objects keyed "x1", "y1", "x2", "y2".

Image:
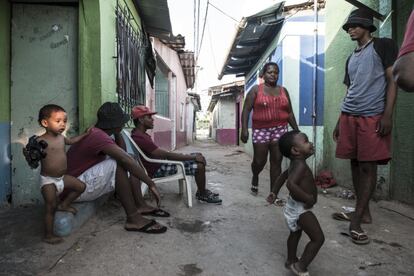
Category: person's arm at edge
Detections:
[
  {"x1": 240, "y1": 85, "x2": 258, "y2": 143},
  {"x1": 284, "y1": 87, "x2": 299, "y2": 130},
  {"x1": 393, "y1": 51, "x2": 414, "y2": 92}
]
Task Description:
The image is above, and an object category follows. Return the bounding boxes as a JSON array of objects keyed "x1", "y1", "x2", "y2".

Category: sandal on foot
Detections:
[
  {"x1": 285, "y1": 258, "x2": 299, "y2": 269},
  {"x1": 250, "y1": 185, "x2": 258, "y2": 195},
  {"x1": 275, "y1": 198, "x2": 286, "y2": 206},
  {"x1": 290, "y1": 262, "x2": 310, "y2": 276},
  {"x1": 141, "y1": 208, "x2": 170, "y2": 217},
  {"x1": 125, "y1": 220, "x2": 167, "y2": 234},
  {"x1": 349, "y1": 230, "x2": 370, "y2": 245}
]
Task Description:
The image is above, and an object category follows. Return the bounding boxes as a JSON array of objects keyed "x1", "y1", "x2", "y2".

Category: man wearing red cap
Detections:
[{"x1": 130, "y1": 105, "x2": 222, "y2": 204}]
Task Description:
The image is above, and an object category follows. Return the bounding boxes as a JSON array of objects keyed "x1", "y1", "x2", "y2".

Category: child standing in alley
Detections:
[
  {"x1": 25, "y1": 104, "x2": 88, "y2": 244},
  {"x1": 274, "y1": 130, "x2": 324, "y2": 276}
]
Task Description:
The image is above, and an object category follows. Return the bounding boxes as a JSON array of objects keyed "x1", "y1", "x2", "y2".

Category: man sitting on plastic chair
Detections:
[{"x1": 130, "y1": 105, "x2": 222, "y2": 205}]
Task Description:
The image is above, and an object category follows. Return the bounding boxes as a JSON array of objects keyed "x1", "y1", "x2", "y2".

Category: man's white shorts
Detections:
[{"x1": 75, "y1": 158, "x2": 117, "y2": 202}]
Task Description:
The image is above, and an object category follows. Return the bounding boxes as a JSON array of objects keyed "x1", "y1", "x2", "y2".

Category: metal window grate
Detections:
[{"x1": 115, "y1": 0, "x2": 148, "y2": 115}]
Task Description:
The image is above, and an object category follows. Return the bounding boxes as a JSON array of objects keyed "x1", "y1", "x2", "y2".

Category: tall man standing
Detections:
[{"x1": 332, "y1": 9, "x2": 398, "y2": 244}]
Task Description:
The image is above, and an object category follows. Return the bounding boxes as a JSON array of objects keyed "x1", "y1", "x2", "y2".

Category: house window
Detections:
[
  {"x1": 155, "y1": 68, "x2": 169, "y2": 117},
  {"x1": 115, "y1": 3, "x2": 147, "y2": 115}
]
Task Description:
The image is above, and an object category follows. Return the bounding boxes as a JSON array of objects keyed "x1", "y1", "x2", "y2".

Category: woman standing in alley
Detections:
[{"x1": 241, "y1": 62, "x2": 299, "y2": 196}]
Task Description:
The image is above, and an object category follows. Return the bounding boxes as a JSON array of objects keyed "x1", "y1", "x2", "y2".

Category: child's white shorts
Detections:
[
  {"x1": 75, "y1": 158, "x2": 117, "y2": 202},
  {"x1": 40, "y1": 175, "x2": 64, "y2": 195},
  {"x1": 283, "y1": 196, "x2": 312, "y2": 232}
]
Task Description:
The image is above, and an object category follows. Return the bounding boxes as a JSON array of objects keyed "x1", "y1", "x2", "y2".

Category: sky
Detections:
[{"x1": 166, "y1": 0, "x2": 302, "y2": 112}]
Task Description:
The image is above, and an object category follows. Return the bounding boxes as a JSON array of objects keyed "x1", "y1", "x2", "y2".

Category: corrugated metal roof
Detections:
[
  {"x1": 218, "y1": 2, "x2": 285, "y2": 79},
  {"x1": 207, "y1": 81, "x2": 245, "y2": 112},
  {"x1": 178, "y1": 51, "x2": 195, "y2": 89},
  {"x1": 134, "y1": 0, "x2": 173, "y2": 39}
]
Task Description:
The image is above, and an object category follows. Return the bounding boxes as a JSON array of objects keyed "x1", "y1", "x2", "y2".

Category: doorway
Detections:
[{"x1": 10, "y1": 3, "x2": 78, "y2": 205}]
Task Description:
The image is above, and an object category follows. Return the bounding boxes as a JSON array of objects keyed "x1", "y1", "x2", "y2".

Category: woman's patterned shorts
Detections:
[{"x1": 252, "y1": 125, "x2": 288, "y2": 144}]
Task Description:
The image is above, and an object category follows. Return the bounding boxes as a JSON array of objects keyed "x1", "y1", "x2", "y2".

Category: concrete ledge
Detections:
[{"x1": 54, "y1": 194, "x2": 110, "y2": 237}]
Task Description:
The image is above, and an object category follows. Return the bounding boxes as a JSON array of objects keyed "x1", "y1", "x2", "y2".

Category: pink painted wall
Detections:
[
  {"x1": 144, "y1": 38, "x2": 190, "y2": 150},
  {"x1": 216, "y1": 129, "x2": 238, "y2": 145},
  {"x1": 176, "y1": 131, "x2": 186, "y2": 148}
]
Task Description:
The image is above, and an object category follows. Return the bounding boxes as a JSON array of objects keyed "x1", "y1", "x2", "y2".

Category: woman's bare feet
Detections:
[{"x1": 44, "y1": 235, "x2": 63, "y2": 244}]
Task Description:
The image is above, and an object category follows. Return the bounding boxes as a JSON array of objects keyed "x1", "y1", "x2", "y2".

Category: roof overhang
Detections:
[
  {"x1": 218, "y1": 2, "x2": 285, "y2": 80},
  {"x1": 133, "y1": 0, "x2": 173, "y2": 39},
  {"x1": 207, "y1": 81, "x2": 245, "y2": 112},
  {"x1": 187, "y1": 92, "x2": 201, "y2": 111}
]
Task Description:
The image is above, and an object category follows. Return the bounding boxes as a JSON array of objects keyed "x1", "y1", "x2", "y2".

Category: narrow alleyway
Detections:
[{"x1": 1, "y1": 138, "x2": 414, "y2": 276}]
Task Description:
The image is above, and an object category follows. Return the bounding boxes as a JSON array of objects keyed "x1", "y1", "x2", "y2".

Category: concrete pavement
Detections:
[{"x1": 1, "y1": 138, "x2": 414, "y2": 276}]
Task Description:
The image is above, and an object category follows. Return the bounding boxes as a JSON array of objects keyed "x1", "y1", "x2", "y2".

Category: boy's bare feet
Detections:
[
  {"x1": 57, "y1": 204, "x2": 77, "y2": 215},
  {"x1": 44, "y1": 235, "x2": 63, "y2": 244},
  {"x1": 290, "y1": 262, "x2": 309, "y2": 276}
]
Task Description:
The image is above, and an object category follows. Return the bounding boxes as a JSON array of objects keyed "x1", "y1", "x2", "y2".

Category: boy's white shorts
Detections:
[{"x1": 75, "y1": 158, "x2": 117, "y2": 202}]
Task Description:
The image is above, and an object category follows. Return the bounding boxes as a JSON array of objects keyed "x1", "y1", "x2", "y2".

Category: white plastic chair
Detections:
[{"x1": 121, "y1": 129, "x2": 193, "y2": 207}]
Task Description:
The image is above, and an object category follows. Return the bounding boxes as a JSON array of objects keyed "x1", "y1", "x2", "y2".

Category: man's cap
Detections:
[
  {"x1": 131, "y1": 105, "x2": 157, "y2": 119},
  {"x1": 342, "y1": 9, "x2": 377, "y2": 33},
  {"x1": 95, "y1": 102, "x2": 130, "y2": 129}
]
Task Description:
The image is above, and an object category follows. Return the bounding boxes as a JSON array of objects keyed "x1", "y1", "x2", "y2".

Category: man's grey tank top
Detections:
[{"x1": 341, "y1": 42, "x2": 387, "y2": 116}]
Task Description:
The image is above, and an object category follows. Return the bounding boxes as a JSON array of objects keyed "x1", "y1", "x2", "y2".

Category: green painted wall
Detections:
[
  {"x1": 79, "y1": 0, "x2": 142, "y2": 129},
  {"x1": 323, "y1": 1, "x2": 354, "y2": 189},
  {"x1": 0, "y1": 1, "x2": 10, "y2": 122},
  {"x1": 100, "y1": 0, "x2": 117, "y2": 104},
  {"x1": 78, "y1": 0, "x2": 102, "y2": 130}
]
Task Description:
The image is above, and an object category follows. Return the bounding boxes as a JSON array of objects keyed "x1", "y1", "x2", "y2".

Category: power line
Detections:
[
  {"x1": 196, "y1": 0, "x2": 201, "y2": 56},
  {"x1": 207, "y1": 19, "x2": 219, "y2": 75},
  {"x1": 193, "y1": 0, "x2": 196, "y2": 52},
  {"x1": 196, "y1": 0, "x2": 209, "y2": 60},
  {"x1": 208, "y1": 1, "x2": 239, "y2": 23}
]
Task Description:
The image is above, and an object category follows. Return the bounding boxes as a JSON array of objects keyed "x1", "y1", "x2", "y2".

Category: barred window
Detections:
[
  {"x1": 115, "y1": 3, "x2": 147, "y2": 115},
  {"x1": 155, "y1": 67, "x2": 169, "y2": 117}
]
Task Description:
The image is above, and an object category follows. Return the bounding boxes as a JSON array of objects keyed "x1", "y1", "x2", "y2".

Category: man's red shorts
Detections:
[{"x1": 335, "y1": 113, "x2": 391, "y2": 164}]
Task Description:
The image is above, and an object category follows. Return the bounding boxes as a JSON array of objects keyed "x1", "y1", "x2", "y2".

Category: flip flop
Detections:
[
  {"x1": 125, "y1": 220, "x2": 167, "y2": 234},
  {"x1": 340, "y1": 230, "x2": 370, "y2": 245},
  {"x1": 349, "y1": 230, "x2": 370, "y2": 245},
  {"x1": 274, "y1": 198, "x2": 286, "y2": 206},
  {"x1": 332, "y1": 212, "x2": 351, "y2": 221},
  {"x1": 141, "y1": 208, "x2": 170, "y2": 217},
  {"x1": 332, "y1": 212, "x2": 372, "y2": 224}
]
